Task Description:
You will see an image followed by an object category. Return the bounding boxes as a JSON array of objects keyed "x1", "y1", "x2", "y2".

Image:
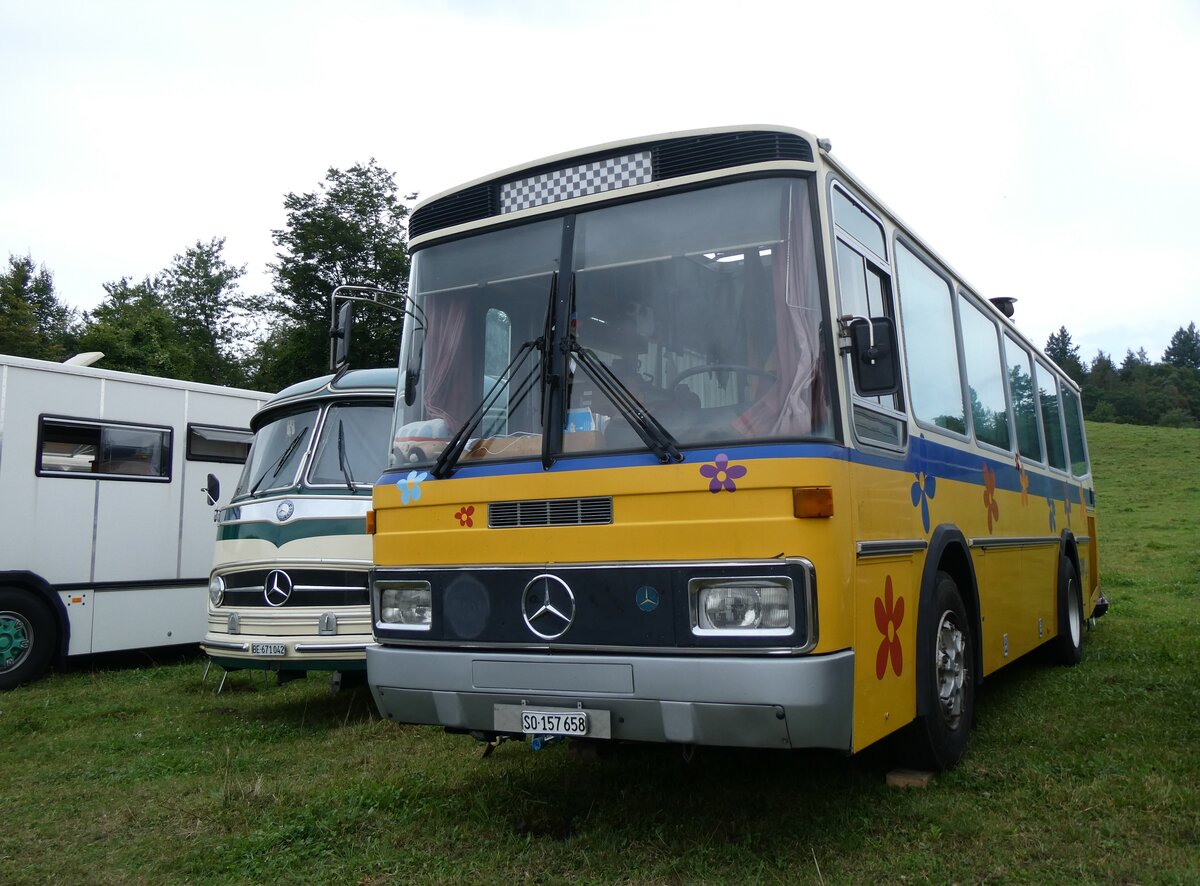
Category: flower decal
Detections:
[
  {"x1": 396, "y1": 470, "x2": 428, "y2": 505},
  {"x1": 1016, "y1": 454, "x2": 1029, "y2": 506},
  {"x1": 982, "y1": 463, "x2": 1000, "y2": 534},
  {"x1": 1079, "y1": 484, "x2": 1088, "y2": 513},
  {"x1": 910, "y1": 471, "x2": 937, "y2": 534},
  {"x1": 874, "y1": 576, "x2": 904, "y2": 680},
  {"x1": 699, "y1": 453, "x2": 747, "y2": 493},
  {"x1": 1063, "y1": 482, "x2": 1073, "y2": 529},
  {"x1": 1047, "y1": 496, "x2": 1058, "y2": 532},
  {"x1": 454, "y1": 505, "x2": 475, "y2": 527}
]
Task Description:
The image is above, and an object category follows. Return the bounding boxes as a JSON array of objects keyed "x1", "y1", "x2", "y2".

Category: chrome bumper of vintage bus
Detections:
[{"x1": 366, "y1": 646, "x2": 854, "y2": 751}]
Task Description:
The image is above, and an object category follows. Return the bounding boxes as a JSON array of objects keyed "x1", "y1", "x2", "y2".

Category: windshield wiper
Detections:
[
  {"x1": 249, "y1": 427, "x2": 309, "y2": 497},
  {"x1": 563, "y1": 274, "x2": 682, "y2": 464},
  {"x1": 430, "y1": 338, "x2": 542, "y2": 479},
  {"x1": 336, "y1": 419, "x2": 355, "y2": 492},
  {"x1": 569, "y1": 342, "x2": 683, "y2": 464}
]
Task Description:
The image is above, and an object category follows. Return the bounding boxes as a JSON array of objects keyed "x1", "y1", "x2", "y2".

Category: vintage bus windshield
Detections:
[{"x1": 392, "y1": 177, "x2": 832, "y2": 467}]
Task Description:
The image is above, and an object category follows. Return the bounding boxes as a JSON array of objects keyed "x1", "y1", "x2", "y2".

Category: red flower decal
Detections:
[
  {"x1": 454, "y1": 505, "x2": 475, "y2": 527},
  {"x1": 982, "y1": 463, "x2": 1000, "y2": 533},
  {"x1": 874, "y1": 576, "x2": 904, "y2": 679}
]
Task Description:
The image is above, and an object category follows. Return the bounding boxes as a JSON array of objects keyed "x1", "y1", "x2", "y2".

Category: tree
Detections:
[
  {"x1": 159, "y1": 238, "x2": 248, "y2": 386},
  {"x1": 0, "y1": 255, "x2": 80, "y2": 360},
  {"x1": 77, "y1": 276, "x2": 194, "y2": 378},
  {"x1": 252, "y1": 160, "x2": 410, "y2": 390},
  {"x1": 1162, "y1": 322, "x2": 1200, "y2": 369},
  {"x1": 1044, "y1": 326, "x2": 1085, "y2": 384}
]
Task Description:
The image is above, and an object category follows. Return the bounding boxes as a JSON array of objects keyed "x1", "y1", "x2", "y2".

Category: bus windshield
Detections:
[
  {"x1": 308, "y1": 403, "x2": 394, "y2": 488},
  {"x1": 236, "y1": 407, "x2": 319, "y2": 497},
  {"x1": 392, "y1": 177, "x2": 832, "y2": 468}
]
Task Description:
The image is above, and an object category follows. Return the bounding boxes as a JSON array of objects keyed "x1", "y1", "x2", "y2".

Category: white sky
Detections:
[{"x1": 2, "y1": 0, "x2": 1198, "y2": 362}]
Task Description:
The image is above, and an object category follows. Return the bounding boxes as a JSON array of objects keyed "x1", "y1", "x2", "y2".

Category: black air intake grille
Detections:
[
  {"x1": 489, "y1": 496, "x2": 613, "y2": 529},
  {"x1": 409, "y1": 130, "x2": 813, "y2": 239}
]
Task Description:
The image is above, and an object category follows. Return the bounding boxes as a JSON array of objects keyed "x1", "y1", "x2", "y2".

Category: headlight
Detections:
[
  {"x1": 691, "y1": 578, "x2": 794, "y2": 635},
  {"x1": 208, "y1": 575, "x2": 225, "y2": 608},
  {"x1": 379, "y1": 584, "x2": 432, "y2": 630}
]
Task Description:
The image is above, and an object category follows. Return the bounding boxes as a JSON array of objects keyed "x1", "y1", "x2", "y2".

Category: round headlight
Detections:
[{"x1": 208, "y1": 575, "x2": 225, "y2": 608}]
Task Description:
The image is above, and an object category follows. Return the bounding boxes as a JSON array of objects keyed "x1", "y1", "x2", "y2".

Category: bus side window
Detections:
[
  {"x1": 896, "y1": 242, "x2": 966, "y2": 437},
  {"x1": 957, "y1": 294, "x2": 1012, "y2": 451},
  {"x1": 1036, "y1": 361, "x2": 1068, "y2": 471},
  {"x1": 1003, "y1": 334, "x2": 1043, "y2": 463}
]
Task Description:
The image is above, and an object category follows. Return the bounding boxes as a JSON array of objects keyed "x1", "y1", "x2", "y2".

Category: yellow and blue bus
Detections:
[{"x1": 366, "y1": 125, "x2": 1105, "y2": 768}]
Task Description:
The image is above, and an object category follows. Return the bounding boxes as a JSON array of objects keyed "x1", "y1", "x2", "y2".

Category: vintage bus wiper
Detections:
[
  {"x1": 336, "y1": 419, "x2": 356, "y2": 492},
  {"x1": 569, "y1": 341, "x2": 683, "y2": 464},
  {"x1": 430, "y1": 339, "x2": 543, "y2": 480},
  {"x1": 249, "y1": 427, "x2": 309, "y2": 497}
]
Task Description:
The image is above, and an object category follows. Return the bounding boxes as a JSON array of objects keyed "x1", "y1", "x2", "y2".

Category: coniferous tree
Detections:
[
  {"x1": 0, "y1": 255, "x2": 80, "y2": 360},
  {"x1": 1162, "y1": 322, "x2": 1200, "y2": 370}
]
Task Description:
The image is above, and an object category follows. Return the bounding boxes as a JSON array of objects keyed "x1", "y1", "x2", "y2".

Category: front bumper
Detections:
[{"x1": 366, "y1": 645, "x2": 854, "y2": 750}]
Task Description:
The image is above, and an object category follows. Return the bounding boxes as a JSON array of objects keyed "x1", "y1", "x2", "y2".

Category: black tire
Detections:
[
  {"x1": 904, "y1": 572, "x2": 975, "y2": 771},
  {"x1": 0, "y1": 588, "x2": 58, "y2": 691},
  {"x1": 1048, "y1": 555, "x2": 1083, "y2": 666}
]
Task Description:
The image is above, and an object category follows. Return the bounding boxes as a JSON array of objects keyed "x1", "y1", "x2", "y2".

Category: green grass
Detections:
[{"x1": 2, "y1": 422, "x2": 1198, "y2": 884}]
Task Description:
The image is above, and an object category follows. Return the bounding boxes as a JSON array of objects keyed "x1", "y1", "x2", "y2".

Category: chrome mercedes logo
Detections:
[
  {"x1": 263, "y1": 569, "x2": 293, "y2": 607},
  {"x1": 276, "y1": 500, "x2": 295, "y2": 522},
  {"x1": 521, "y1": 574, "x2": 576, "y2": 639}
]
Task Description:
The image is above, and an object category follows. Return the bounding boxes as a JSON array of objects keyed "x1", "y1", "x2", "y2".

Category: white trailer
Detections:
[{"x1": 0, "y1": 353, "x2": 269, "y2": 688}]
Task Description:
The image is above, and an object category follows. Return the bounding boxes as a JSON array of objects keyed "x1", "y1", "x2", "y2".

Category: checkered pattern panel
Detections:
[{"x1": 500, "y1": 152, "x2": 653, "y2": 214}]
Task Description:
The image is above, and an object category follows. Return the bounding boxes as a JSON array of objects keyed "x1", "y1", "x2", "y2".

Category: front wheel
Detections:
[
  {"x1": 0, "y1": 588, "x2": 58, "y2": 691},
  {"x1": 904, "y1": 572, "x2": 975, "y2": 771},
  {"x1": 1048, "y1": 555, "x2": 1083, "y2": 666}
]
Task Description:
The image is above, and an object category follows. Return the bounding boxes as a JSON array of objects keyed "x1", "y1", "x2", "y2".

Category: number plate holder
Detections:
[{"x1": 494, "y1": 703, "x2": 611, "y2": 739}]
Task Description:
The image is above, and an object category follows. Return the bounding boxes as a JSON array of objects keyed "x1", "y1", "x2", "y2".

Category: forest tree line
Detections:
[{"x1": 3, "y1": 157, "x2": 1199, "y2": 428}]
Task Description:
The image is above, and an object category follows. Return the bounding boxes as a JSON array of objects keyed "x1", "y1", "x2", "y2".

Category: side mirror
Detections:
[
  {"x1": 848, "y1": 316, "x2": 900, "y2": 396},
  {"x1": 330, "y1": 301, "x2": 354, "y2": 372},
  {"x1": 203, "y1": 473, "x2": 221, "y2": 507}
]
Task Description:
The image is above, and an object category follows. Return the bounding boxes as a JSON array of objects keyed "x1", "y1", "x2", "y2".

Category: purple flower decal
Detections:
[{"x1": 700, "y1": 453, "x2": 747, "y2": 493}]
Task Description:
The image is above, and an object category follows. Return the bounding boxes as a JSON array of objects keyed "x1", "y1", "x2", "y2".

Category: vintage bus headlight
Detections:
[
  {"x1": 690, "y1": 578, "x2": 794, "y2": 635},
  {"x1": 379, "y1": 584, "x2": 432, "y2": 629},
  {"x1": 208, "y1": 575, "x2": 225, "y2": 608}
]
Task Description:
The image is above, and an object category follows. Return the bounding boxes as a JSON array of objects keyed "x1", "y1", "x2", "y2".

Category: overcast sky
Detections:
[{"x1": 2, "y1": 0, "x2": 1198, "y2": 363}]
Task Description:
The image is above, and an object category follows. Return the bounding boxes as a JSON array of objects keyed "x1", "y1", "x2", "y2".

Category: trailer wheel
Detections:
[
  {"x1": 904, "y1": 571, "x2": 975, "y2": 771},
  {"x1": 1048, "y1": 555, "x2": 1083, "y2": 666},
  {"x1": 0, "y1": 588, "x2": 57, "y2": 690}
]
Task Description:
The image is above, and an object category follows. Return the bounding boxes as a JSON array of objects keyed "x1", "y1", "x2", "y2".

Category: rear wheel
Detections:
[
  {"x1": 1048, "y1": 555, "x2": 1083, "y2": 666},
  {"x1": 904, "y1": 572, "x2": 975, "y2": 771},
  {"x1": 0, "y1": 589, "x2": 58, "y2": 690}
]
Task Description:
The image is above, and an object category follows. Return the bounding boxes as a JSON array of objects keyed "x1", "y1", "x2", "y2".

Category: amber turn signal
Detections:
[
  {"x1": 365, "y1": 509, "x2": 376, "y2": 535},
  {"x1": 793, "y1": 486, "x2": 833, "y2": 518}
]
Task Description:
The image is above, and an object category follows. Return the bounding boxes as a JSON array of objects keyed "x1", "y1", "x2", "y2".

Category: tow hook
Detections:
[{"x1": 530, "y1": 735, "x2": 562, "y2": 751}]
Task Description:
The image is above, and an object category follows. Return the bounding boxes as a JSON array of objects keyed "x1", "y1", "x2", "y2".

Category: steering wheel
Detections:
[{"x1": 669, "y1": 364, "x2": 776, "y2": 388}]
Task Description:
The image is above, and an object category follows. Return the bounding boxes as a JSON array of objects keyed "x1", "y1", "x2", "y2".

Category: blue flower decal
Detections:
[
  {"x1": 1047, "y1": 496, "x2": 1057, "y2": 532},
  {"x1": 397, "y1": 470, "x2": 429, "y2": 505},
  {"x1": 910, "y1": 471, "x2": 937, "y2": 533}
]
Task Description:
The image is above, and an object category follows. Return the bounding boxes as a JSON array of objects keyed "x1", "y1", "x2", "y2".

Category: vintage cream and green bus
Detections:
[
  {"x1": 365, "y1": 125, "x2": 1104, "y2": 768},
  {"x1": 203, "y1": 368, "x2": 395, "y2": 683}
]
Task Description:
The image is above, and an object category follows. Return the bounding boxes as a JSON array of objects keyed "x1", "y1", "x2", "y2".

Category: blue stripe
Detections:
[{"x1": 376, "y1": 437, "x2": 1089, "y2": 502}]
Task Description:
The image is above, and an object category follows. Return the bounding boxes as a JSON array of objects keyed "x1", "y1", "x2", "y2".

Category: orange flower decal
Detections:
[
  {"x1": 982, "y1": 463, "x2": 1000, "y2": 533},
  {"x1": 454, "y1": 505, "x2": 475, "y2": 527},
  {"x1": 1016, "y1": 454, "x2": 1029, "y2": 506},
  {"x1": 1078, "y1": 484, "x2": 1088, "y2": 514},
  {"x1": 874, "y1": 576, "x2": 904, "y2": 679}
]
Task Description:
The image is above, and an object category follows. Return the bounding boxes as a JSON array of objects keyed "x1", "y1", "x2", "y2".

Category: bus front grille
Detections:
[{"x1": 488, "y1": 496, "x2": 613, "y2": 529}]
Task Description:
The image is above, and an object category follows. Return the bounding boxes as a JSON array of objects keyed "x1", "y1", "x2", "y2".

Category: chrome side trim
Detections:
[
  {"x1": 968, "y1": 536, "x2": 1061, "y2": 550},
  {"x1": 294, "y1": 642, "x2": 372, "y2": 653},
  {"x1": 856, "y1": 539, "x2": 928, "y2": 558},
  {"x1": 202, "y1": 640, "x2": 249, "y2": 652}
]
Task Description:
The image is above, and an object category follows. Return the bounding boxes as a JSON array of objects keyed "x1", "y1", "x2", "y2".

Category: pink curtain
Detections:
[
  {"x1": 733, "y1": 185, "x2": 828, "y2": 438},
  {"x1": 422, "y1": 294, "x2": 481, "y2": 430}
]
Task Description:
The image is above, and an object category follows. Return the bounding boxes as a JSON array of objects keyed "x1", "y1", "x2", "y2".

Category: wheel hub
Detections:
[
  {"x1": 0, "y1": 611, "x2": 32, "y2": 672},
  {"x1": 935, "y1": 610, "x2": 967, "y2": 727}
]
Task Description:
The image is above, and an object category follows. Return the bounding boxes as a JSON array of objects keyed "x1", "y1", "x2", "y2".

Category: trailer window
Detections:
[
  {"x1": 37, "y1": 417, "x2": 172, "y2": 480},
  {"x1": 187, "y1": 424, "x2": 253, "y2": 464}
]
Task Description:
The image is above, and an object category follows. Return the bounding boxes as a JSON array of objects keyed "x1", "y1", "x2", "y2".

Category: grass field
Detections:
[{"x1": 2, "y1": 422, "x2": 1197, "y2": 884}]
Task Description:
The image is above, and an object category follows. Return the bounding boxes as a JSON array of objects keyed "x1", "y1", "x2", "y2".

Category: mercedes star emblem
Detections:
[
  {"x1": 276, "y1": 500, "x2": 295, "y2": 522},
  {"x1": 521, "y1": 574, "x2": 576, "y2": 639},
  {"x1": 263, "y1": 569, "x2": 293, "y2": 607}
]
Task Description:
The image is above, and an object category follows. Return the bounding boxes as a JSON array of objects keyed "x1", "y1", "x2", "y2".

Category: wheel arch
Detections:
[
  {"x1": 914, "y1": 525, "x2": 982, "y2": 717},
  {"x1": 0, "y1": 571, "x2": 70, "y2": 660}
]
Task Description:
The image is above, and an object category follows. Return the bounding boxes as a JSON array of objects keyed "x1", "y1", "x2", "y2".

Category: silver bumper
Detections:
[{"x1": 366, "y1": 646, "x2": 854, "y2": 750}]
